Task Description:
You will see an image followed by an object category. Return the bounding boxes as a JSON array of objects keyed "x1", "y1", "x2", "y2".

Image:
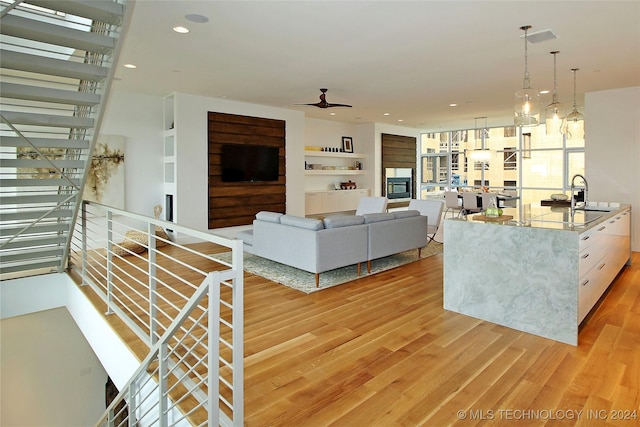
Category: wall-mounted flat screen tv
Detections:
[{"x1": 221, "y1": 144, "x2": 280, "y2": 182}]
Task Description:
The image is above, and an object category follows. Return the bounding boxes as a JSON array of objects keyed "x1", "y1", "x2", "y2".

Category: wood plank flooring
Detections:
[{"x1": 79, "y1": 250, "x2": 640, "y2": 427}]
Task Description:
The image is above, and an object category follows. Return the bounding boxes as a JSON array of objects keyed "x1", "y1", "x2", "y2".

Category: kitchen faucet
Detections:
[{"x1": 570, "y1": 173, "x2": 589, "y2": 216}]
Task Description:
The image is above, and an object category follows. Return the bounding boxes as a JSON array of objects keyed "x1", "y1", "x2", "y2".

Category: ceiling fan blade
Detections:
[{"x1": 295, "y1": 89, "x2": 352, "y2": 109}]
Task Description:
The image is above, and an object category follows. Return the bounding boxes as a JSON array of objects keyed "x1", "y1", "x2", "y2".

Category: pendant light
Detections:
[
  {"x1": 545, "y1": 51, "x2": 564, "y2": 134},
  {"x1": 562, "y1": 68, "x2": 584, "y2": 139},
  {"x1": 469, "y1": 117, "x2": 491, "y2": 161},
  {"x1": 514, "y1": 25, "x2": 540, "y2": 127}
]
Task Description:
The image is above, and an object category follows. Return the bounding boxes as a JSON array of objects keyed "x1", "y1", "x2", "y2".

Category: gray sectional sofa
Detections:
[{"x1": 237, "y1": 210, "x2": 428, "y2": 287}]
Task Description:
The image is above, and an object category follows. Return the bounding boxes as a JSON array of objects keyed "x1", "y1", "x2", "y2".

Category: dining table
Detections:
[{"x1": 457, "y1": 192, "x2": 519, "y2": 208}]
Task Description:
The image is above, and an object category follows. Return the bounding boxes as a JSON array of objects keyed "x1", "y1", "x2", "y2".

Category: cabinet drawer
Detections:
[
  {"x1": 578, "y1": 255, "x2": 607, "y2": 323},
  {"x1": 578, "y1": 243, "x2": 605, "y2": 277},
  {"x1": 305, "y1": 193, "x2": 322, "y2": 215}
]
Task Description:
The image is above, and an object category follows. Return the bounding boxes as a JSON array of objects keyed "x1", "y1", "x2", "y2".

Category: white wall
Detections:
[
  {"x1": 0, "y1": 308, "x2": 108, "y2": 427},
  {"x1": 586, "y1": 86, "x2": 640, "y2": 250},
  {"x1": 100, "y1": 91, "x2": 164, "y2": 217},
  {"x1": 0, "y1": 274, "x2": 141, "y2": 416}
]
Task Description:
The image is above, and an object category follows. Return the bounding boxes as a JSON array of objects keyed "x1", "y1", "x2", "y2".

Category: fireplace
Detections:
[{"x1": 385, "y1": 168, "x2": 412, "y2": 200}]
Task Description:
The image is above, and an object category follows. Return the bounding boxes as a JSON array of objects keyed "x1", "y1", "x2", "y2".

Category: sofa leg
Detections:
[
  {"x1": 315, "y1": 273, "x2": 320, "y2": 288},
  {"x1": 357, "y1": 262, "x2": 361, "y2": 276},
  {"x1": 419, "y1": 247, "x2": 423, "y2": 258},
  {"x1": 367, "y1": 260, "x2": 371, "y2": 273}
]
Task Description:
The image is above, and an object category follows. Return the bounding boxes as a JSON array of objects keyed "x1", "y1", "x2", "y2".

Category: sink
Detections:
[
  {"x1": 575, "y1": 206, "x2": 616, "y2": 212},
  {"x1": 529, "y1": 210, "x2": 603, "y2": 228}
]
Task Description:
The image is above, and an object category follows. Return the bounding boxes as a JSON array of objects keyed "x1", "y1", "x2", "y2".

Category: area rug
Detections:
[{"x1": 218, "y1": 242, "x2": 442, "y2": 294}]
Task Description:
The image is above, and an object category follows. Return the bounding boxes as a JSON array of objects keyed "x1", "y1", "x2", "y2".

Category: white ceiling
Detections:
[{"x1": 112, "y1": 1, "x2": 640, "y2": 131}]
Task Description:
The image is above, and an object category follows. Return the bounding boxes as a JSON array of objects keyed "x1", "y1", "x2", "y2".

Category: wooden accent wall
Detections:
[
  {"x1": 208, "y1": 112, "x2": 286, "y2": 228},
  {"x1": 381, "y1": 133, "x2": 417, "y2": 199}
]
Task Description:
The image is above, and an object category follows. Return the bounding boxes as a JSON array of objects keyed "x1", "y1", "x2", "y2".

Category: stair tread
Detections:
[{"x1": 0, "y1": 50, "x2": 107, "y2": 82}]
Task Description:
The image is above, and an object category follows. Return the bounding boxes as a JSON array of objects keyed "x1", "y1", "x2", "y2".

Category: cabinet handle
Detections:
[
  {"x1": 581, "y1": 236, "x2": 590, "y2": 241},
  {"x1": 597, "y1": 226, "x2": 606, "y2": 232},
  {"x1": 598, "y1": 263, "x2": 606, "y2": 270},
  {"x1": 581, "y1": 279, "x2": 590, "y2": 287},
  {"x1": 581, "y1": 253, "x2": 590, "y2": 259}
]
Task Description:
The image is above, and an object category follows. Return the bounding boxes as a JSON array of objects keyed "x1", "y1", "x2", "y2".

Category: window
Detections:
[{"x1": 504, "y1": 147, "x2": 517, "y2": 170}]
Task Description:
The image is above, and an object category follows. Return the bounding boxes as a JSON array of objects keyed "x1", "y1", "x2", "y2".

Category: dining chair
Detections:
[
  {"x1": 480, "y1": 193, "x2": 494, "y2": 211},
  {"x1": 355, "y1": 196, "x2": 388, "y2": 215},
  {"x1": 461, "y1": 192, "x2": 482, "y2": 216},
  {"x1": 408, "y1": 199, "x2": 444, "y2": 244},
  {"x1": 444, "y1": 191, "x2": 462, "y2": 218}
]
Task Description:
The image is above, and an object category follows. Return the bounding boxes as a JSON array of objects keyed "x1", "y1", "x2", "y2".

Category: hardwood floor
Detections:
[{"x1": 81, "y1": 250, "x2": 640, "y2": 427}]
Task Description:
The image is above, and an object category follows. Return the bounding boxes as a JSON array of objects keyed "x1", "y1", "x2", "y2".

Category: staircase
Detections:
[{"x1": 0, "y1": 0, "x2": 131, "y2": 279}]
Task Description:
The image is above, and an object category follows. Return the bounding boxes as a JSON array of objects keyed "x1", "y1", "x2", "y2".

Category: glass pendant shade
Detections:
[
  {"x1": 545, "y1": 51, "x2": 564, "y2": 135},
  {"x1": 562, "y1": 68, "x2": 584, "y2": 139},
  {"x1": 515, "y1": 87, "x2": 540, "y2": 127},
  {"x1": 514, "y1": 25, "x2": 540, "y2": 127}
]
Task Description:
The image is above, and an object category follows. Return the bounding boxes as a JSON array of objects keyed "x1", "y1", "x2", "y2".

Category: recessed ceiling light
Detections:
[
  {"x1": 185, "y1": 14, "x2": 209, "y2": 23},
  {"x1": 449, "y1": 103, "x2": 457, "y2": 107},
  {"x1": 383, "y1": 112, "x2": 390, "y2": 116},
  {"x1": 397, "y1": 119, "x2": 404, "y2": 122},
  {"x1": 173, "y1": 26, "x2": 189, "y2": 34},
  {"x1": 539, "y1": 90, "x2": 550, "y2": 94},
  {"x1": 329, "y1": 112, "x2": 336, "y2": 116},
  {"x1": 123, "y1": 63, "x2": 136, "y2": 69}
]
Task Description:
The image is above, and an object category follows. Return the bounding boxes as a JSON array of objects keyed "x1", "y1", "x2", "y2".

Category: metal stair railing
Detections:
[
  {"x1": 70, "y1": 200, "x2": 244, "y2": 426},
  {"x1": 0, "y1": 0, "x2": 132, "y2": 278}
]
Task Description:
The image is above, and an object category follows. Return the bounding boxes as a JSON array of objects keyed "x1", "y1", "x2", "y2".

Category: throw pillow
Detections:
[
  {"x1": 362, "y1": 212, "x2": 395, "y2": 224},
  {"x1": 280, "y1": 215, "x2": 324, "y2": 230},
  {"x1": 323, "y1": 215, "x2": 365, "y2": 229},
  {"x1": 256, "y1": 211, "x2": 283, "y2": 223}
]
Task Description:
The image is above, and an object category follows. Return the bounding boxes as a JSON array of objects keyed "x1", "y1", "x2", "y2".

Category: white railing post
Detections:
[
  {"x1": 105, "y1": 210, "x2": 114, "y2": 314},
  {"x1": 231, "y1": 239, "x2": 244, "y2": 425},
  {"x1": 148, "y1": 222, "x2": 158, "y2": 344},
  {"x1": 158, "y1": 342, "x2": 168, "y2": 427},
  {"x1": 208, "y1": 272, "x2": 221, "y2": 426},
  {"x1": 81, "y1": 201, "x2": 88, "y2": 286}
]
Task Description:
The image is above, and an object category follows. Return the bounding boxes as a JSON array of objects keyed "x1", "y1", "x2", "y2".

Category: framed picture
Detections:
[{"x1": 342, "y1": 136, "x2": 353, "y2": 153}]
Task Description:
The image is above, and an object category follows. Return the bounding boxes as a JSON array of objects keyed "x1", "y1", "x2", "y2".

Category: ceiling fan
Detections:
[{"x1": 296, "y1": 88, "x2": 352, "y2": 108}]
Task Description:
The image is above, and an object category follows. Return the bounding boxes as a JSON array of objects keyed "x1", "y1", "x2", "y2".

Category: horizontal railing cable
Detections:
[{"x1": 72, "y1": 200, "x2": 244, "y2": 426}]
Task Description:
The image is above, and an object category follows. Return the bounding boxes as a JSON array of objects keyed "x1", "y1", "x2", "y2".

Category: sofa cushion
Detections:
[
  {"x1": 362, "y1": 212, "x2": 396, "y2": 224},
  {"x1": 280, "y1": 215, "x2": 325, "y2": 230},
  {"x1": 393, "y1": 209, "x2": 420, "y2": 219},
  {"x1": 323, "y1": 215, "x2": 365, "y2": 229},
  {"x1": 237, "y1": 229, "x2": 254, "y2": 245},
  {"x1": 256, "y1": 211, "x2": 283, "y2": 223}
]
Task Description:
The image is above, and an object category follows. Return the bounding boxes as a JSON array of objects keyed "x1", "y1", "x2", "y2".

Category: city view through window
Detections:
[{"x1": 419, "y1": 123, "x2": 585, "y2": 207}]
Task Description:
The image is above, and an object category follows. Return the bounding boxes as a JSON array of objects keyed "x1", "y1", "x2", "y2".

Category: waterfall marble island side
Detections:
[{"x1": 443, "y1": 204, "x2": 632, "y2": 345}]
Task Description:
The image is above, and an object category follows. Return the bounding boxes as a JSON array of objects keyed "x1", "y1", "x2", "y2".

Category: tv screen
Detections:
[{"x1": 221, "y1": 144, "x2": 280, "y2": 182}]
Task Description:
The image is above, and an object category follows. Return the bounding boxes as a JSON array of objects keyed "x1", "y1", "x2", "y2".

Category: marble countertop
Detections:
[{"x1": 453, "y1": 203, "x2": 630, "y2": 232}]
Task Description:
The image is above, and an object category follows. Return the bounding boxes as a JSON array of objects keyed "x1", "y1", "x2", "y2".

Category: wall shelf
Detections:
[
  {"x1": 304, "y1": 150, "x2": 364, "y2": 158},
  {"x1": 305, "y1": 169, "x2": 364, "y2": 176}
]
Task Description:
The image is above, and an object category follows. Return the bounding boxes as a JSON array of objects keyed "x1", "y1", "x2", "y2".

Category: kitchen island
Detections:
[{"x1": 443, "y1": 203, "x2": 631, "y2": 345}]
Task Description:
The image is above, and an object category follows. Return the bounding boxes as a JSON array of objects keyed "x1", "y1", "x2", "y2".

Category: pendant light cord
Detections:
[
  {"x1": 551, "y1": 51, "x2": 559, "y2": 103},
  {"x1": 521, "y1": 25, "x2": 532, "y2": 89}
]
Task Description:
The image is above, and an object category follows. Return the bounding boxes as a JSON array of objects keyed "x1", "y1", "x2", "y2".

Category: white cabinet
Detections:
[
  {"x1": 305, "y1": 192, "x2": 322, "y2": 215},
  {"x1": 304, "y1": 150, "x2": 369, "y2": 215},
  {"x1": 305, "y1": 189, "x2": 370, "y2": 215},
  {"x1": 577, "y1": 208, "x2": 631, "y2": 322}
]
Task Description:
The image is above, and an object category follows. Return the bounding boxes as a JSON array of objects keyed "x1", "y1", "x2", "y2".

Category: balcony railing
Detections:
[{"x1": 69, "y1": 200, "x2": 244, "y2": 426}]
